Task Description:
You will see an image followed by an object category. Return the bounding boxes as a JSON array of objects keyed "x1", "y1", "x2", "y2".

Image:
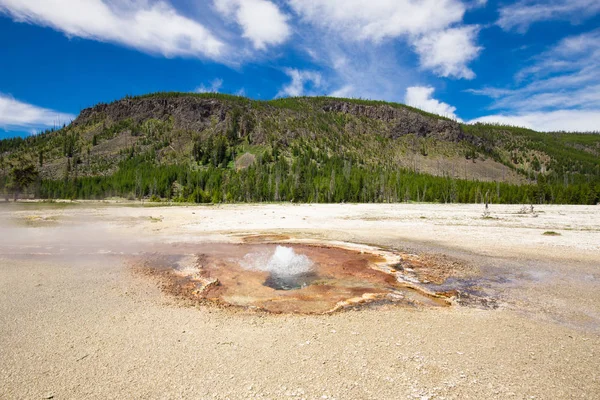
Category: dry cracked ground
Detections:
[{"x1": 1, "y1": 202, "x2": 599, "y2": 399}]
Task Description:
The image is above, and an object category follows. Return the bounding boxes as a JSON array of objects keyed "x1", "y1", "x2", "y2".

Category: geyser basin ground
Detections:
[
  {"x1": 134, "y1": 241, "x2": 453, "y2": 314},
  {"x1": 2, "y1": 203, "x2": 600, "y2": 399}
]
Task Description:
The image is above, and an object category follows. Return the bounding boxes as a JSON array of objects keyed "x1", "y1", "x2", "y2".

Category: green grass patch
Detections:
[{"x1": 543, "y1": 231, "x2": 561, "y2": 236}]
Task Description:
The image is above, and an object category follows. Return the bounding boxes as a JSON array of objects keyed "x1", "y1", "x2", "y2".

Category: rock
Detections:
[
  {"x1": 321, "y1": 101, "x2": 464, "y2": 142},
  {"x1": 74, "y1": 97, "x2": 228, "y2": 133},
  {"x1": 193, "y1": 277, "x2": 220, "y2": 294}
]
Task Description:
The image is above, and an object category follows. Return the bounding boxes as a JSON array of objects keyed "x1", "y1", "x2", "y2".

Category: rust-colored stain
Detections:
[{"x1": 132, "y1": 243, "x2": 453, "y2": 314}]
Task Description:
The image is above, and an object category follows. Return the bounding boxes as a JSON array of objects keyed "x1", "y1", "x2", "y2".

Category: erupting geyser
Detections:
[
  {"x1": 135, "y1": 241, "x2": 453, "y2": 314},
  {"x1": 242, "y1": 246, "x2": 315, "y2": 290}
]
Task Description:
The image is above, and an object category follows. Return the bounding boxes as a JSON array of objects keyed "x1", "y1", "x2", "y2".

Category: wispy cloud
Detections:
[
  {"x1": 0, "y1": 0, "x2": 224, "y2": 59},
  {"x1": 497, "y1": 0, "x2": 600, "y2": 33},
  {"x1": 195, "y1": 78, "x2": 224, "y2": 93},
  {"x1": 467, "y1": 28, "x2": 600, "y2": 131},
  {"x1": 0, "y1": 94, "x2": 75, "y2": 132},
  {"x1": 276, "y1": 69, "x2": 323, "y2": 97},
  {"x1": 313, "y1": 41, "x2": 417, "y2": 102},
  {"x1": 288, "y1": 0, "x2": 481, "y2": 80},
  {"x1": 288, "y1": 0, "x2": 466, "y2": 40},
  {"x1": 328, "y1": 85, "x2": 355, "y2": 98}
]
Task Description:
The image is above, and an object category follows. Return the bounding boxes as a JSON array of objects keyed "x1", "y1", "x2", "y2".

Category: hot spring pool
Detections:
[{"x1": 133, "y1": 241, "x2": 452, "y2": 314}]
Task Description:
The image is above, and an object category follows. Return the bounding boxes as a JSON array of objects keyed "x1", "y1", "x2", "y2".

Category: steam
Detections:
[{"x1": 241, "y1": 246, "x2": 313, "y2": 276}]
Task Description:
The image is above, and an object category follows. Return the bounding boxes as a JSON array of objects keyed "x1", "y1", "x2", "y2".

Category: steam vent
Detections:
[{"x1": 135, "y1": 240, "x2": 457, "y2": 314}]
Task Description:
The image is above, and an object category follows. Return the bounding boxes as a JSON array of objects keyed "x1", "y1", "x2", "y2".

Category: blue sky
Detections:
[{"x1": 0, "y1": 0, "x2": 599, "y2": 138}]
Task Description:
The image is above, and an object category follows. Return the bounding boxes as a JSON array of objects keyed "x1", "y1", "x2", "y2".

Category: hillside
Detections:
[{"x1": 1, "y1": 93, "x2": 599, "y2": 204}]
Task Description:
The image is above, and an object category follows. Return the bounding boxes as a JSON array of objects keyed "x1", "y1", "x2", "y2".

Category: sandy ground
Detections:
[{"x1": 1, "y1": 202, "x2": 599, "y2": 399}]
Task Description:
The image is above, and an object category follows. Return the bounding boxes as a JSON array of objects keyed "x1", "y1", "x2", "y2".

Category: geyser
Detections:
[
  {"x1": 135, "y1": 241, "x2": 453, "y2": 314},
  {"x1": 242, "y1": 246, "x2": 315, "y2": 290}
]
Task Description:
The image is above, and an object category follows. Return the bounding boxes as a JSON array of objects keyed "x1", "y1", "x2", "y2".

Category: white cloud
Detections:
[
  {"x1": 497, "y1": 0, "x2": 600, "y2": 33},
  {"x1": 466, "y1": 87, "x2": 513, "y2": 98},
  {"x1": 328, "y1": 85, "x2": 355, "y2": 98},
  {"x1": 516, "y1": 29, "x2": 600, "y2": 84},
  {"x1": 471, "y1": 0, "x2": 487, "y2": 6},
  {"x1": 288, "y1": 0, "x2": 465, "y2": 41},
  {"x1": 468, "y1": 110, "x2": 600, "y2": 132},
  {"x1": 195, "y1": 78, "x2": 224, "y2": 93},
  {"x1": 214, "y1": 0, "x2": 290, "y2": 50},
  {"x1": 412, "y1": 26, "x2": 481, "y2": 79},
  {"x1": 0, "y1": 94, "x2": 75, "y2": 132},
  {"x1": 276, "y1": 69, "x2": 323, "y2": 97},
  {"x1": 302, "y1": 39, "x2": 417, "y2": 102},
  {"x1": 467, "y1": 29, "x2": 600, "y2": 132},
  {"x1": 405, "y1": 86, "x2": 462, "y2": 121},
  {"x1": 491, "y1": 84, "x2": 600, "y2": 111},
  {"x1": 287, "y1": 0, "x2": 481, "y2": 79},
  {"x1": 0, "y1": 0, "x2": 224, "y2": 59}
]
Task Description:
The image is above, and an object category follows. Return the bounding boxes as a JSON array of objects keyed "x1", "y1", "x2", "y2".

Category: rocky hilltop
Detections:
[
  {"x1": 74, "y1": 96, "x2": 229, "y2": 133},
  {"x1": 73, "y1": 95, "x2": 465, "y2": 145}
]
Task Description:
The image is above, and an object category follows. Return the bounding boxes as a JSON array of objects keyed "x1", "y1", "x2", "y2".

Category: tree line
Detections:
[{"x1": 9, "y1": 150, "x2": 597, "y2": 205}]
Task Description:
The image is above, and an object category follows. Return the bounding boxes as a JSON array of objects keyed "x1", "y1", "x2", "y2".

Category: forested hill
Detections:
[{"x1": 1, "y1": 93, "x2": 599, "y2": 204}]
